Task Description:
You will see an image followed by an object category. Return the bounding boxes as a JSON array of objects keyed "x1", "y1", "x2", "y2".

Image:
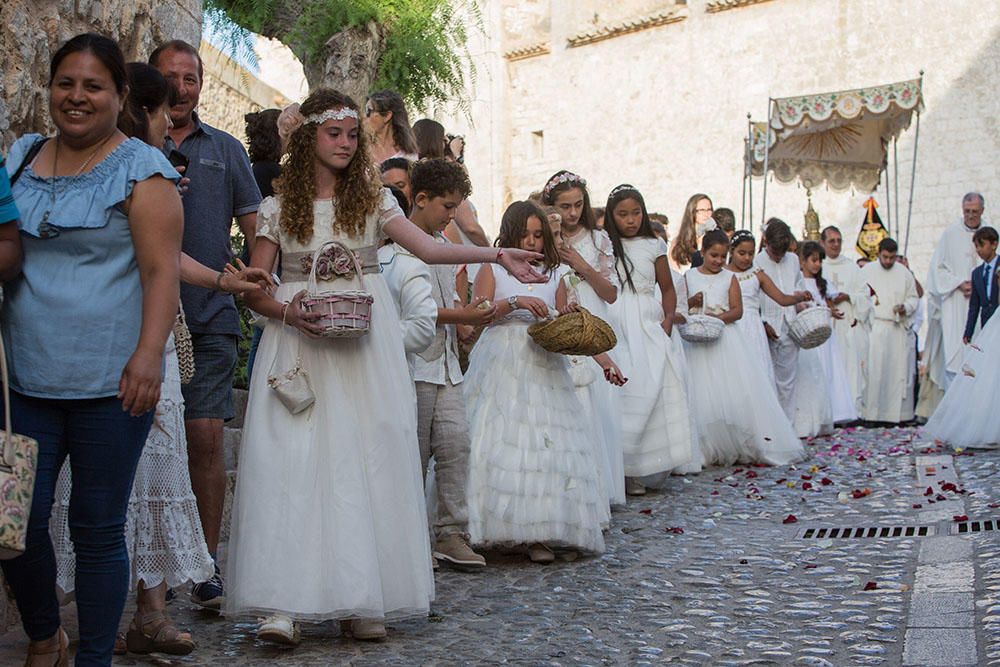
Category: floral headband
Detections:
[
  {"x1": 731, "y1": 229, "x2": 755, "y2": 247},
  {"x1": 543, "y1": 171, "x2": 587, "y2": 197},
  {"x1": 276, "y1": 103, "x2": 361, "y2": 147},
  {"x1": 609, "y1": 183, "x2": 638, "y2": 198}
]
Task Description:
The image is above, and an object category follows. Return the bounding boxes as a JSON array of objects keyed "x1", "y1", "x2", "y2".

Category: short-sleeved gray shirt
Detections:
[{"x1": 164, "y1": 113, "x2": 261, "y2": 335}]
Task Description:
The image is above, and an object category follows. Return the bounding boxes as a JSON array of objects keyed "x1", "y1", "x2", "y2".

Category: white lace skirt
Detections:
[{"x1": 51, "y1": 337, "x2": 214, "y2": 597}]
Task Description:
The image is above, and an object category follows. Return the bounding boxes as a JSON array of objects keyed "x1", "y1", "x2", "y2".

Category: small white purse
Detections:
[{"x1": 266, "y1": 307, "x2": 315, "y2": 415}]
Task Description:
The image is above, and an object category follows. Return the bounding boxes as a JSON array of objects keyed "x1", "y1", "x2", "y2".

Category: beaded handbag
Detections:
[
  {"x1": 0, "y1": 331, "x2": 39, "y2": 559},
  {"x1": 173, "y1": 309, "x2": 195, "y2": 385}
]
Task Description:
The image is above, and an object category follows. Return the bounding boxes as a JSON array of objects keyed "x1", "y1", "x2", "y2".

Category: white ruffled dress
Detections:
[
  {"x1": 225, "y1": 193, "x2": 434, "y2": 622},
  {"x1": 465, "y1": 265, "x2": 608, "y2": 554},
  {"x1": 682, "y1": 268, "x2": 805, "y2": 466},
  {"x1": 609, "y1": 237, "x2": 693, "y2": 476},
  {"x1": 564, "y1": 227, "x2": 626, "y2": 506}
]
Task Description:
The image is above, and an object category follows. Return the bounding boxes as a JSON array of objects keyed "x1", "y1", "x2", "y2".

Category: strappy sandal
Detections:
[
  {"x1": 125, "y1": 610, "x2": 195, "y2": 655},
  {"x1": 24, "y1": 627, "x2": 68, "y2": 667}
]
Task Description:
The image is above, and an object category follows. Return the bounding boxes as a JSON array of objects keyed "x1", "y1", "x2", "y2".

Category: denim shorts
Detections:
[{"x1": 181, "y1": 333, "x2": 238, "y2": 420}]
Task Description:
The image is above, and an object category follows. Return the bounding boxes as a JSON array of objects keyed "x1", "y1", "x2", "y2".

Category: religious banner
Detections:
[{"x1": 855, "y1": 197, "x2": 888, "y2": 260}]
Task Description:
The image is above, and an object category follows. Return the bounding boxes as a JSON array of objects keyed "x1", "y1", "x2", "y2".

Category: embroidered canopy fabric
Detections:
[{"x1": 748, "y1": 79, "x2": 923, "y2": 191}]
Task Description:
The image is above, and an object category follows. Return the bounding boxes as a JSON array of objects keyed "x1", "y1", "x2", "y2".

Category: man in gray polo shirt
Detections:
[{"x1": 151, "y1": 39, "x2": 261, "y2": 609}]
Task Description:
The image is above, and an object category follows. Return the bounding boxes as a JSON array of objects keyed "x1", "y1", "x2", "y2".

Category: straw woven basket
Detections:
[
  {"x1": 788, "y1": 305, "x2": 832, "y2": 349},
  {"x1": 527, "y1": 307, "x2": 616, "y2": 356}
]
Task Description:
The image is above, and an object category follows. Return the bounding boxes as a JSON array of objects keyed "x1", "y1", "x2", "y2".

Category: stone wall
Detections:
[
  {"x1": 198, "y1": 41, "x2": 289, "y2": 144},
  {"x1": 440, "y1": 0, "x2": 1000, "y2": 287},
  {"x1": 0, "y1": 0, "x2": 202, "y2": 150}
]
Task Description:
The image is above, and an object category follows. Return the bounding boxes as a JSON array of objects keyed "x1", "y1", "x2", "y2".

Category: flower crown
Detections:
[
  {"x1": 543, "y1": 171, "x2": 587, "y2": 197},
  {"x1": 276, "y1": 103, "x2": 360, "y2": 146},
  {"x1": 731, "y1": 229, "x2": 755, "y2": 246}
]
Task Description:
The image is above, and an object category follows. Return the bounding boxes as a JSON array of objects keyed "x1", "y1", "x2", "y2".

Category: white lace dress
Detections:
[
  {"x1": 609, "y1": 237, "x2": 693, "y2": 476},
  {"x1": 735, "y1": 267, "x2": 777, "y2": 389},
  {"x1": 225, "y1": 192, "x2": 434, "y2": 622},
  {"x1": 464, "y1": 266, "x2": 608, "y2": 553},
  {"x1": 564, "y1": 227, "x2": 625, "y2": 507},
  {"x1": 50, "y1": 334, "x2": 214, "y2": 597},
  {"x1": 682, "y1": 268, "x2": 805, "y2": 466}
]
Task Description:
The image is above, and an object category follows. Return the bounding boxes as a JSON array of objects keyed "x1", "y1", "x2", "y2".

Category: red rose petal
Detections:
[
  {"x1": 782, "y1": 514, "x2": 798, "y2": 524},
  {"x1": 953, "y1": 515, "x2": 969, "y2": 522},
  {"x1": 863, "y1": 581, "x2": 878, "y2": 591},
  {"x1": 821, "y1": 478, "x2": 834, "y2": 486},
  {"x1": 802, "y1": 482, "x2": 813, "y2": 491},
  {"x1": 639, "y1": 509, "x2": 652, "y2": 515}
]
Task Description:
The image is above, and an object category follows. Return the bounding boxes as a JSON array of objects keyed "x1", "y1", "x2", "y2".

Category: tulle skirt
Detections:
[
  {"x1": 684, "y1": 324, "x2": 805, "y2": 466},
  {"x1": 225, "y1": 276, "x2": 434, "y2": 622},
  {"x1": 610, "y1": 291, "x2": 693, "y2": 476},
  {"x1": 793, "y1": 347, "x2": 835, "y2": 439},
  {"x1": 925, "y1": 315, "x2": 1000, "y2": 448},
  {"x1": 464, "y1": 323, "x2": 608, "y2": 553}
]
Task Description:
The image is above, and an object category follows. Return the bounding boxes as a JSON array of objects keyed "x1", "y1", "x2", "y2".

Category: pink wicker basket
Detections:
[{"x1": 300, "y1": 241, "x2": 374, "y2": 338}]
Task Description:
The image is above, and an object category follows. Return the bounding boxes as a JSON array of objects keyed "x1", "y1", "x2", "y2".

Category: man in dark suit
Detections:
[{"x1": 964, "y1": 226, "x2": 999, "y2": 343}]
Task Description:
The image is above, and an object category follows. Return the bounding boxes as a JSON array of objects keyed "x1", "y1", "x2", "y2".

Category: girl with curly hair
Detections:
[{"x1": 226, "y1": 88, "x2": 544, "y2": 646}]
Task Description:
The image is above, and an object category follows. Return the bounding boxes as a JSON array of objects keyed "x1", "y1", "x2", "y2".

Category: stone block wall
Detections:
[
  {"x1": 0, "y1": 0, "x2": 202, "y2": 150},
  {"x1": 440, "y1": 0, "x2": 1000, "y2": 287},
  {"x1": 197, "y1": 41, "x2": 289, "y2": 145}
]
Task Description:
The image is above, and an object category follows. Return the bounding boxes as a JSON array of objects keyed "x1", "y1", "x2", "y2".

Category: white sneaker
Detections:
[{"x1": 257, "y1": 614, "x2": 300, "y2": 645}]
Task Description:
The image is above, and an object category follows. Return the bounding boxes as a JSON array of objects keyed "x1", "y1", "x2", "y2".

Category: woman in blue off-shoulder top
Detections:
[{"x1": 0, "y1": 34, "x2": 182, "y2": 666}]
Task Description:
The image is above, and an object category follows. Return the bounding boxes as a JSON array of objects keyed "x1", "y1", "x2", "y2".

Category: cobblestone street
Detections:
[{"x1": 1, "y1": 425, "x2": 993, "y2": 665}]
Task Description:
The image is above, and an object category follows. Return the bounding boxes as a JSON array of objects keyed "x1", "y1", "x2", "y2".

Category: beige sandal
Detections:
[
  {"x1": 125, "y1": 610, "x2": 195, "y2": 655},
  {"x1": 24, "y1": 627, "x2": 68, "y2": 667}
]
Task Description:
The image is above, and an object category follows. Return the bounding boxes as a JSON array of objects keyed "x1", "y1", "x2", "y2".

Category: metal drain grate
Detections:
[
  {"x1": 798, "y1": 525, "x2": 937, "y2": 539},
  {"x1": 951, "y1": 518, "x2": 1000, "y2": 535}
]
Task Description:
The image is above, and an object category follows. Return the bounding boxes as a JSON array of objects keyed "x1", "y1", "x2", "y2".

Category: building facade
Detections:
[{"x1": 438, "y1": 0, "x2": 1000, "y2": 283}]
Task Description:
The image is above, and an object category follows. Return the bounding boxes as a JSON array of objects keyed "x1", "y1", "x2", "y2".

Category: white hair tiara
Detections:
[{"x1": 304, "y1": 108, "x2": 360, "y2": 124}]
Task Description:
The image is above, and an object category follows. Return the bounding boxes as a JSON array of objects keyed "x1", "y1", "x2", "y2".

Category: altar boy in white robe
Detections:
[
  {"x1": 755, "y1": 219, "x2": 806, "y2": 420},
  {"x1": 821, "y1": 225, "x2": 868, "y2": 414},
  {"x1": 858, "y1": 238, "x2": 920, "y2": 424}
]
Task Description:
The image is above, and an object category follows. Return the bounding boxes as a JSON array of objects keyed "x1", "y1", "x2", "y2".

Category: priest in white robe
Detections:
[
  {"x1": 858, "y1": 238, "x2": 920, "y2": 424},
  {"x1": 755, "y1": 219, "x2": 806, "y2": 420},
  {"x1": 925, "y1": 193, "x2": 985, "y2": 392},
  {"x1": 822, "y1": 225, "x2": 868, "y2": 414}
]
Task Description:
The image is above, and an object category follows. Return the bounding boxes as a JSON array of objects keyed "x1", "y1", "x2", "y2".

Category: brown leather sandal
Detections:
[
  {"x1": 24, "y1": 627, "x2": 68, "y2": 667},
  {"x1": 124, "y1": 610, "x2": 195, "y2": 655}
]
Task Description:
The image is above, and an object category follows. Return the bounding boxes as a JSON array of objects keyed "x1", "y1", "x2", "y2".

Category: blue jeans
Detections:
[{"x1": 1, "y1": 392, "x2": 152, "y2": 666}]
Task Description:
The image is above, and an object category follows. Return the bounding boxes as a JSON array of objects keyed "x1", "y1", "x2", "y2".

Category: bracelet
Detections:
[
  {"x1": 495, "y1": 248, "x2": 504, "y2": 263},
  {"x1": 280, "y1": 301, "x2": 290, "y2": 325},
  {"x1": 215, "y1": 271, "x2": 225, "y2": 292}
]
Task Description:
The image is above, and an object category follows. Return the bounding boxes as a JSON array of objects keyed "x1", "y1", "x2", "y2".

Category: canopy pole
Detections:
[
  {"x1": 885, "y1": 165, "x2": 892, "y2": 239},
  {"x1": 893, "y1": 137, "x2": 900, "y2": 238},
  {"x1": 742, "y1": 113, "x2": 750, "y2": 230},
  {"x1": 760, "y1": 99, "x2": 772, "y2": 230},
  {"x1": 904, "y1": 72, "x2": 925, "y2": 255},
  {"x1": 904, "y1": 118, "x2": 922, "y2": 255}
]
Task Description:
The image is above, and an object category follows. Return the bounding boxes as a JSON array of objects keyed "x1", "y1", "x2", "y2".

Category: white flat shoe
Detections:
[
  {"x1": 350, "y1": 618, "x2": 387, "y2": 641},
  {"x1": 257, "y1": 614, "x2": 300, "y2": 646}
]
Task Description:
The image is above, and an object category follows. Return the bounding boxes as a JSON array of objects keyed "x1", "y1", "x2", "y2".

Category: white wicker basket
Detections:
[
  {"x1": 678, "y1": 313, "x2": 725, "y2": 343},
  {"x1": 788, "y1": 305, "x2": 832, "y2": 349},
  {"x1": 300, "y1": 241, "x2": 374, "y2": 338}
]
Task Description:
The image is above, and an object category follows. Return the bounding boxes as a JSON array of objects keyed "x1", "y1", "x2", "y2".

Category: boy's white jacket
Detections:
[{"x1": 377, "y1": 243, "x2": 437, "y2": 356}]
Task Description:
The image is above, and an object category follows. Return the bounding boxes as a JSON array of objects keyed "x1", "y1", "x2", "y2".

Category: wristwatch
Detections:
[{"x1": 507, "y1": 295, "x2": 518, "y2": 309}]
